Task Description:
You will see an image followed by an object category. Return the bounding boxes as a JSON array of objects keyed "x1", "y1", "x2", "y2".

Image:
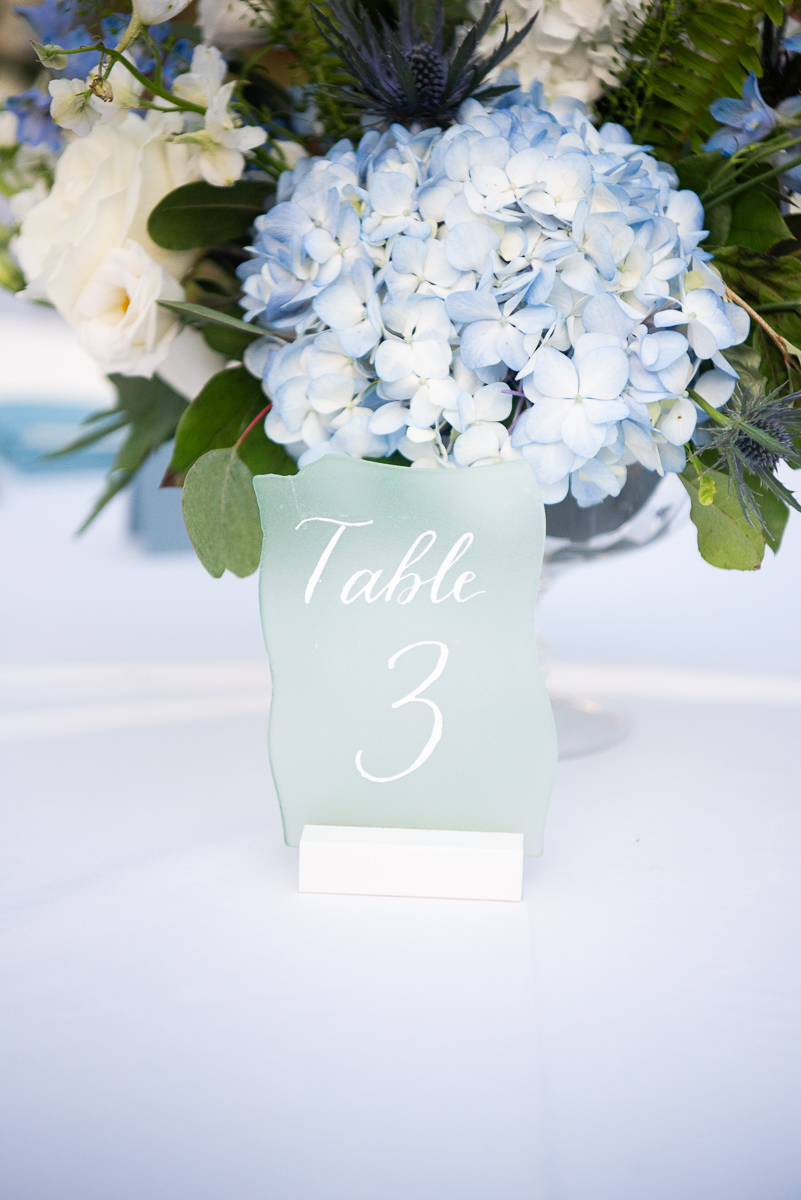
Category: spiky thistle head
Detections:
[
  {"x1": 309, "y1": 0, "x2": 536, "y2": 129},
  {"x1": 691, "y1": 371, "x2": 801, "y2": 528}
]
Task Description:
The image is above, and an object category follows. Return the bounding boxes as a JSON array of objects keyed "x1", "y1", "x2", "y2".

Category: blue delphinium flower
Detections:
[
  {"x1": 705, "y1": 73, "x2": 777, "y2": 153},
  {"x1": 5, "y1": 88, "x2": 61, "y2": 150},
  {"x1": 705, "y1": 71, "x2": 801, "y2": 156},
  {"x1": 15, "y1": 0, "x2": 97, "y2": 78},
  {"x1": 15, "y1": 0, "x2": 79, "y2": 40},
  {"x1": 783, "y1": 33, "x2": 801, "y2": 54}
]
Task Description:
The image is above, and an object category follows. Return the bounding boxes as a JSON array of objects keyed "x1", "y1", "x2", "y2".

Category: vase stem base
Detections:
[{"x1": 550, "y1": 696, "x2": 628, "y2": 759}]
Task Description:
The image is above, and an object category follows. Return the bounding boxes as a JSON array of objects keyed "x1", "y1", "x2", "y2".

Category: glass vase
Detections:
[{"x1": 540, "y1": 465, "x2": 690, "y2": 757}]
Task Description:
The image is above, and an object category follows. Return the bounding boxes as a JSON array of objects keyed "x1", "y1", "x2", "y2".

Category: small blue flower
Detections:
[
  {"x1": 5, "y1": 88, "x2": 61, "y2": 150},
  {"x1": 15, "y1": 0, "x2": 98, "y2": 78},
  {"x1": 783, "y1": 33, "x2": 801, "y2": 54},
  {"x1": 14, "y1": 0, "x2": 80, "y2": 41},
  {"x1": 705, "y1": 73, "x2": 776, "y2": 154}
]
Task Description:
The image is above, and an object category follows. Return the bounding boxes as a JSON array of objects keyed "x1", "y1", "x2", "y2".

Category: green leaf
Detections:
[
  {"x1": 147, "y1": 180, "x2": 272, "y2": 251},
  {"x1": 237, "y1": 420, "x2": 298, "y2": 478},
  {"x1": 182, "y1": 449, "x2": 263, "y2": 578},
  {"x1": 706, "y1": 201, "x2": 732, "y2": 248},
  {"x1": 681, "y1": 467, "x2": 765, "y2": 569},
  {"x1": 166, "y1": 366, "x2": 264, "y2": 485},
  {"x1": 202, "y1": 323, "x2": 261, "y2": 358},
  {"x1": 53, "y1": 374, "x2": 188, "y2": 530},
  {"x1": 713, "y1": 245, "x2": 801, "y2": 389},
  {"x1": 726, "y1": 190, "x2": 790, "y2": 252},
  {"x1": 721, "y1": 342, "x2": 766, "y2": 385},
  {"x1": 158, "y1": 300, "x2": 284, "y2": 340},
  {"x1": 165, "y1": 364, "x2": 297, "y2": 486},
  {"x1": 748, "y1": 473, "x2": 789, "y2": 553}
]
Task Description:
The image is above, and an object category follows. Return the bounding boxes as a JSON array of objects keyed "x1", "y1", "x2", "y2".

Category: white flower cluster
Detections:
[
  {"x1": 48, "y1": 44, "x2": 266, "y2": 187},
  {"x1": 242, "y1": 90, "x2": 749, "y2": 506},
  {"x1": 483, "y1": 0, "x2": 646, "y2": 106}
]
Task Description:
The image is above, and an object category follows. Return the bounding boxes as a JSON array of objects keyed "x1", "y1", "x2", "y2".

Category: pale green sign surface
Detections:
[{"x1": 254, "y1": 456, "x2": 557, "y2": 856}]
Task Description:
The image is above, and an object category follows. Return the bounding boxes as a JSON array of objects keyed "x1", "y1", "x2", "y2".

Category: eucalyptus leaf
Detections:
[
  {"x1": 182, "y1": 448, "x2": 263, "y2": 578},
  {"x1": 147, "y1": 180, "x2": 272, "y2": 250},
  {"x1": 681, "y1": 467, "x2": 765, "y2": 570}
]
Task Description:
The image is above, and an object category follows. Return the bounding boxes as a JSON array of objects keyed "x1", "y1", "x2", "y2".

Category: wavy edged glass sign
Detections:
[{"x1": 253, "y1": 456, "x2": 557, "y2": 856}]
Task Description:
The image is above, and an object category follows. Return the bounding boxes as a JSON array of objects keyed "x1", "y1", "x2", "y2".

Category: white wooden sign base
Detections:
[{"x1": 298, "y1": 826, "x2": 524, "y2": 902}]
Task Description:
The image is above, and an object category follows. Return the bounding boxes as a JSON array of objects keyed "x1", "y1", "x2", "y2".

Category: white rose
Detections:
[
  {"x1": 9, "y1": 178, "x2": 50, "y2": 222},
  {"x1": 66, "y1": 240, "x2": 184, "y2": 375},
  {"x1": 14, "y1": 111, "x2": 204, "y2": 376}
]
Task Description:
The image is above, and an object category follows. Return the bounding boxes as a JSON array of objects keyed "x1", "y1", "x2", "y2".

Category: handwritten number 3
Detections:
[{"x1": 355, "y1": 641, "x2": 449, "y2": 784}]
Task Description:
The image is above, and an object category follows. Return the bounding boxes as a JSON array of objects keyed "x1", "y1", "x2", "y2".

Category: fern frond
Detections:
[{"x1": 597, "y1": 0, "x2": 779, "y2": 161}]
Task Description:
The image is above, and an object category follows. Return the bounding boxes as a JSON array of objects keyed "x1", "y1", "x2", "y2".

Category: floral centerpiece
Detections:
[{"x1": 1, "y1": 0, "x2": 800, "y2": 574}]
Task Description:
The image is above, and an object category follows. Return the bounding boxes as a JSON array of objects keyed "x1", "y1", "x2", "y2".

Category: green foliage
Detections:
[
  {"x1": 751, "y1": 471, "x2": 790, "y2": 552},
  {"x1": 0, "y1": 235, "x2": 24, "y2": 292},
  {"x1": 725, "y1": 190, "x2": 791, "y2": 253},
  {"x1": 147, "y1": 180, "x2": 273, "y2": 251},
  {"x1": 158, "y1": 300, "x2": 272, "y2": 337},
  {"x1": 680, "y1": 466, "x2": 766, "y2": 569},
  {"x1": 182, "y1": 448, "x2": 264, "y2": 578},
  {"x1": 202, "y1": 323, "x2": 261, "y2": 358},
  {"x1": 47, "y1": 373, "x2": 188, "y2": 530},
  {"x1": 598, "y1": 0, "x2": 777, "y2": 159},
  {"x1": 249, "y1": 0, "x2": 358, "y2": 143},
  {"x1": 165, "y1": 364, "x2": 297, "y2": 486},
  {"x1": 712, "y1": 244, "x2": 801, "y2": 390}
]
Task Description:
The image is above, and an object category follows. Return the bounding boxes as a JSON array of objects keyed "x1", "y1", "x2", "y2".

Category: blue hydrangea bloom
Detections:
[{"x1": 238, "y1": 92, "x2": 748, "y2": 506}]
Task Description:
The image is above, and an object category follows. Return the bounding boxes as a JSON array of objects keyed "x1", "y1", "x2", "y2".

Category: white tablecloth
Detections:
[
  {"x1": 1, "y1": 658, "x2": 800, "y2": 1200},
  {"x1": 1, "y1": 441, "x2": 801, "y2": 1199}
]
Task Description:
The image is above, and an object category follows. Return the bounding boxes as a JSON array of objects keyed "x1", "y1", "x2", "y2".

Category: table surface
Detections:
[
  {"x1": 1, "y1": 451, "x2": 801, "y2": 1200},
  {"x1": 1, "y1": 657, "x2": 800, "y2": 1200}
]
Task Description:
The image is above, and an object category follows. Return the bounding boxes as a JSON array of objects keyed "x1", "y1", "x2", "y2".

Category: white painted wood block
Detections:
[{"x1": 298, "y1": 825, "x2": 524, "y2": 901}]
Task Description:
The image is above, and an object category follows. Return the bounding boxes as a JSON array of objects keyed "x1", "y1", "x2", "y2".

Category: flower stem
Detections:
[
  {"x1": 689, "y1": 389, "x2": 728, "y2": 426},
  {"x1": 724, "y1": 286, "x2": 798, "y2": 377},
  {"x1": 61, "y1": 42, "x2": 206, "y2": 113},
  {"x1": 234, "y1": 405, "x2": 271, "y2": 451},
  {"x1": 707, "y1": 152, "x2": 801, "y2": 209}
]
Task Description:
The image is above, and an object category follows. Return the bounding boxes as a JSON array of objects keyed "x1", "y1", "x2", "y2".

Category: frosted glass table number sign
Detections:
[{"x1": 253, "y1": 456, "x2": 557, "y2": 900}]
